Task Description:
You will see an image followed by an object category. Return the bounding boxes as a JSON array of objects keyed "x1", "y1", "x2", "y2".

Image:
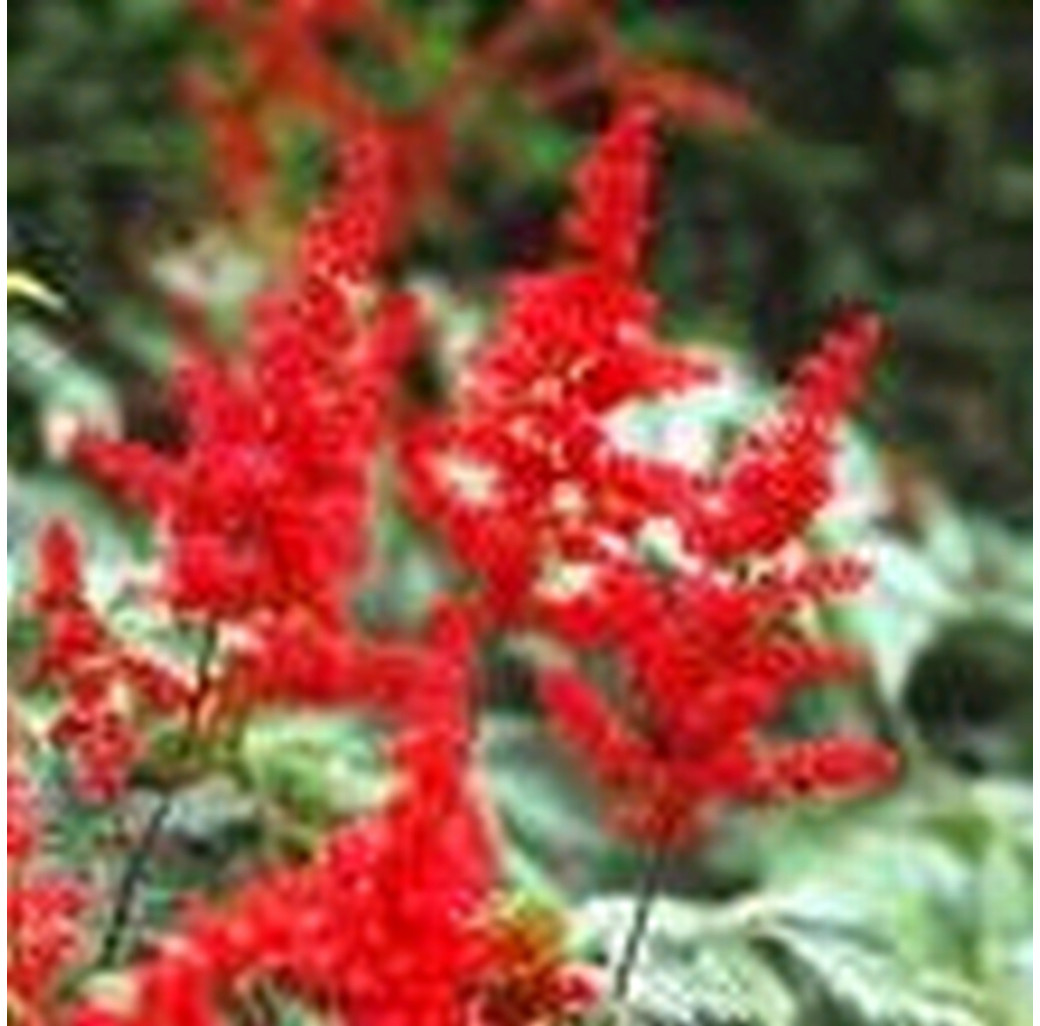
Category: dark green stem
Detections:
[
  {"x1": 611, "y1": 844, "x2": 669, "y2": 1005},
  {"x1": 95, "y1": 790, "x2": 177, "y2": 968},
  {"x1": 95, "y1": 623, "x2": 219, "y2": 968}
]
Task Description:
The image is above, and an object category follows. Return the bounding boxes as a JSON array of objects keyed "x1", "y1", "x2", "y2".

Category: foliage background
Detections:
[{"x1": 8, "y1": 2, "x2": 1032, "y2": 1024}]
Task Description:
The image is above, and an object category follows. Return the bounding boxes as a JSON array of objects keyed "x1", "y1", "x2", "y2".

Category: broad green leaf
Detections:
[
  {"x1": 617, "y1": 939, "x2": 797, "y2": 1026},
  {"x1": 579, "y1": 812, "x2": 1003, "y2": 1026}
]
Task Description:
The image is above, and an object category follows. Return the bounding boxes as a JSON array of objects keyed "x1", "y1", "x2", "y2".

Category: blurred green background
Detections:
[{"x1": 8, "y1": 2, "x2": 1033, "y2": 1024}]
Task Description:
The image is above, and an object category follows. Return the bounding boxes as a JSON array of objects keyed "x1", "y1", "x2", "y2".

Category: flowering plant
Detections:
[{"x1": 9, "y1": 5, "x2": 900, "y2": 1024}]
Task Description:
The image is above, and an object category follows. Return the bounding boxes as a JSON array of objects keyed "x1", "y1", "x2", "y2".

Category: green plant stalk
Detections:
[
  {"x1": 95, "y1": 623, "x2": 220, "y2": 968},
  {"x1": 611, "y1": 844, "x2": 670, "y2": 1005}
]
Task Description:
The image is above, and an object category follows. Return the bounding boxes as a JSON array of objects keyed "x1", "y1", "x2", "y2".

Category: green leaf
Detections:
[
  {"x1": 8, "y1": 471, "x2": 146, "y2": 608},
  {"x1": 580, "y1": 865, "x2": 992, "y2": 1026},
  {"x1": 756, "y1": 918, "x2": 984, "y2": 1026},
  {"x1": 618, "y1": 938, "x2": 797, "y2": 1026},
  {"x1": 7, "y1": 321, "x2": 118, "y2": 430},
  {"x1": 237, "y1": 713, "x2": 391, "y2": 828},
  {"x1": 480, "y1": 715, "x2": 627, "y2": 898}
]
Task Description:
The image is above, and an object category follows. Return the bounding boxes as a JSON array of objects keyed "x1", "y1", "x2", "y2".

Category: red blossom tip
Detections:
[
  {"x1": 562, "y1": 102, "x2": 657, "y2": 275},
  {"x1": 751, "y1": 736, "x2": 899, "y2": 801},
  {"x1": 32, "y1": 519, "x2": 84, "y2": 612}
]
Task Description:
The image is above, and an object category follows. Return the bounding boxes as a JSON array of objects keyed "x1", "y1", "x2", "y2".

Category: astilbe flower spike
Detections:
[
  {"x1": 538, "y1": 558, "x2": 895, "y2": 846},
  {"x1": 404, "y1": 103, "x2": 717, "y2": 622},
  {"x1": 562, "y1": 101, "x2": 656, "y2": 275},
  {"x1": 679, "y1": 308, "x2": 887, "y2": 560},
  {"x1": 404, "y1": 104, "x2": 896, "y2": 847},
  {"x1": 23, "y1": 115, "x2": 432, "y2": 830},
  {"x1": 75, "y1": 118, "x2": 418, "y2": 629}
]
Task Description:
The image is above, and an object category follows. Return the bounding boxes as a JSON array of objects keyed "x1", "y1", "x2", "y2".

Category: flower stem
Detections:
[
  {"x1": 95, "y1": 623, "x2": 219, "y2": 968},
  {"x1": 95, "y1": 790, "x2": 177, "y2": 968},
  {"x1": 611, "y1": 844, "x2": 669, "y2": 1005}
]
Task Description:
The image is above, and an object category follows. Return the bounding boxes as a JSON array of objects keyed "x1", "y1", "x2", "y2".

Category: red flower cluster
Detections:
[
  {"x1": 69, "y1": 720, "x2": 591, "y2": 1026},
  {"x1": 30, "y1": 521, "x2": 192, "y2": 799},
  {"x1": 404, "y1": 104, "x2": 896, "y2": 846},
  {"x1": 29, "y1": 115, "x2": 420, "y2": 806},
  {"x1": 8, "y1": 766, "x2": 89, "y2": 1026},
  {"x1": 300, "y1": 115, "x2": 408, "y2": 284},
  {"x1": 76, "y1": 130, "x2": 418, "y2": 625},
  {"x1": 405, "y1": 107, "x2": 715, "y2": 620},
  {"x1": 562, "y1": 101, "x2": 657, "y2": 275},
  {"x1": 680, "y1": 308, "x2": 887, "y2": 560},
  {"x1": 538, "y1": 560, "x2": 895, "y2": 845},
  {"x1": 70, "y1": 722, "x2": 489, "y2": 1025}
]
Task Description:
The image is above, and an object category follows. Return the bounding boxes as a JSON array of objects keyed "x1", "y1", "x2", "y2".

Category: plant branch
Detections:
[
  {"x1": 611, "y1": 843, "x2": 669, "y2": 1005},
  {"x1": 95, "y1": 622, "x2": 220, "y2": 968}
]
